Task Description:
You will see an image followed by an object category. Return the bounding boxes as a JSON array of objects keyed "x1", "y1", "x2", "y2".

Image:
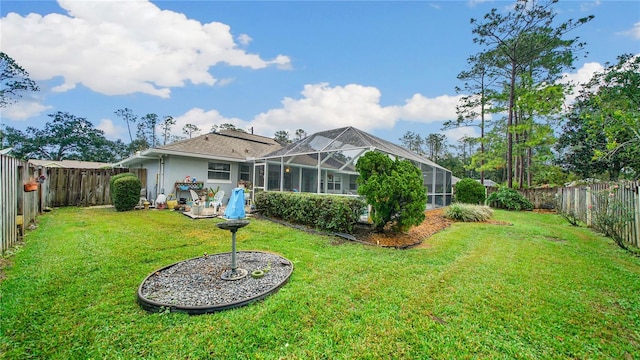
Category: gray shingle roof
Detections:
[{"x1": 158, "y1": 130, "x2": 281, "y2": 160}]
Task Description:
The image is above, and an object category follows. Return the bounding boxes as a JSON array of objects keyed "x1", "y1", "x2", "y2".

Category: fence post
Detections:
[
  {"x1": 586, "y1": 186, "x2": 592, "y2": 226},
  {"x1": 635, "y1": 184, "x2": 640, "y2": 247},
  {"x1": 574, "y1": 187, "x2": 579, "y2": 218}
]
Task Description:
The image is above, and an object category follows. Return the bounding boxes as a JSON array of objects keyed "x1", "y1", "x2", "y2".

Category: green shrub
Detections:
[
  {"x1": 112, "y1": 176, "x2": 142, "y2": 211},
  {"x1": 254, "y1": 191, "x2": 366, "y2": 234},
  {"x1": 454, "y1": 178, "x2": 486, "y2": 204},
  {"x1": 444, "y1": 203, "x2": 493, "y2": 222},
  {"x1": 109, "y1": 172, "x2": 138, "y2": 203},
  {"x1": 486, "y1": 187, "x2": 533, "y2": 211},
  {"x1": 355, "y1": 152, "x2": 427, "y2": 232}
]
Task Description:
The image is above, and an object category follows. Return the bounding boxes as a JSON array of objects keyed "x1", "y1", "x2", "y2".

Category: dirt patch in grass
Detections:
[
  {"x1": 0, "y1": 254, "x2": 15, "y2": 284},
  {"x1": 355, "y1": 208, "x2": 453, "y2": 248}
]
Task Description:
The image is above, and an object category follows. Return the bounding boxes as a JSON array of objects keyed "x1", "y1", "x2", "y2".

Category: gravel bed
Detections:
[{"x1": 138, "y1": 251, "x2": 293, "y2": 312}]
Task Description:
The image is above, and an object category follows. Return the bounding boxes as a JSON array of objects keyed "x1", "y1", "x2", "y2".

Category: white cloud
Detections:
[
  {"x1": 0, "y1": 0, "x2": 291, "y2": 98},
  {"x1": 243, "y1": 83, "x2": 463, "y2": 139},
  {"x1": 173, "y1": 108, "x2": 248, "y2": 136},
  {"x1": 237, "y1": 34, "x2": 252, "y2": 46},
  {"x1": 249, "y1": 83, "x2": 399, "y2": 137},
  {"x1": 216, "y1": 78, "x2": 235, "y2": 87},
  {"x1": 579, "y1": 0, "x2": 601, "y2": 12},
  {"x1": 0, "y1": 100, "x2": 52, "y2": 120},
  {"x1": 398, "y1": 94, "x2": 463, "y2": 123},
  {"x1": 559, "y1": 62, "x2": 604, "y2": 104},
  {"x1": 443, "y1": 127, "x2": 478, "y2": 144},
  {"x1": 96, "y1": 118, "x2": 124, "y2": 140},
  {"x1": 618, "y1": 22, "x2": 640, "y2": 39}
]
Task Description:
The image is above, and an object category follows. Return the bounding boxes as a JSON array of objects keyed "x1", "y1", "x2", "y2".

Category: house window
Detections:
[
  {"x1": 327, "y1": 173, "x2": 341, "y2": 191},
  {"x1": 349, "y1": 175, "x2": 358, "y2": 191},
  {"x1": 240, "y1": 164, "x2": 251, "y2": 182},
  {"x1": 208, "y1": 162, "x2": 231, "y2": 181}
]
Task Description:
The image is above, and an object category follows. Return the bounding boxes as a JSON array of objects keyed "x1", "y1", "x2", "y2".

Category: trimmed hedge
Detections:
[
  {"x1": 454, "y1": 178, "x2": 486, "y2": 204},
  {"x1": 109, "y1": 172, "x2": 138, "y2": 203},
  {"x1": 112, "y1": 176, "x2": 142, "y2": 211},
  {"x1": 254, "y1": 191, "x2": 366, "y2": 234}
]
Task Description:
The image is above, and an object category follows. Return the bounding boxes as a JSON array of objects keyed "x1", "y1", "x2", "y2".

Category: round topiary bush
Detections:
[
  {"x1": 110, "y1": 172, "x2": 138, "y2": 203},
  {"x1": 113, "y1": 176, "x2": 142, "y2": 211},
  {"x1": 454, "y1": 178, "x2": 486, "y2": 204}
]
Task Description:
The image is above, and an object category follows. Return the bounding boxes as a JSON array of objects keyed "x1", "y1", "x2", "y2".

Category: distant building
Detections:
[{"x1": 28, "y1": 159, "x2": 112, "y2": 169}]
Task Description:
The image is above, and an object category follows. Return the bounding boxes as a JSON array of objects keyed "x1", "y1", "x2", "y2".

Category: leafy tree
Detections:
[
  {"x1": 3, "y1": 111, "x2": 125, "y2": 162},
  {"x1": 454, "y1": 136, "x2": 479, "y2": 178},
  {"x1": 399, "y1": 131, "x2": 424, "y2": 154},
  {"x1": 581, "y1": 54, "x2": 640, "y2": 174},
  {"x1": 445, "y1": 51, "x2": 499, "y2": 184},
  {"x1": 114, "y1": 108, "x2": 137, "y2": 144},
  {"x1": 556, "y1": 54, "x2": 640, "y2": 180},
  {"x1": 182, "y1": 124, "x2": 201, "y2": 139},
  {"x1": 0, "y1": 52, "x2": 39, "y2": 108},
  {"x1": 294, "y1": 129, "x2": 307, "y2": 141},
  {"x1": 425, "y1": 133, "x2": 446, "y2": 162},
  {"x1": 556, "y1": 106, "x2": 612, "y2": 179},
  {"x1": 356, "y1": 151, "x2": 427, "y2": 233},
  {"x1": 470, "y1": 0, "x2": 593, "y2": 187},
  {"x1": 437, "y1": 152, "x2": 466, "y2": 179},
  {"x1": 160, "y1": 115, "x2": 175, "y2": 145},
  {"x1": 274, "y1": 130, "x2": 291, "y2": 144},
  {"x1": 212, "y1": 123, "x2": 246, "y2": 133},
  {"x1": 139, "y1": 113, "x2": 159, "y2": 148}
]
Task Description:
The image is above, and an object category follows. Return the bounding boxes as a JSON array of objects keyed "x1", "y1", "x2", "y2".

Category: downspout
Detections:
[
  {"x1": 159, "y1": 155, "x2": 165, "y2": 195},
  {"x1": 317, "y1": 152, "x2": 321, "y2": 194},
  {"x1": 279, "y1": 157, "x2": 284, "y2": 192}
]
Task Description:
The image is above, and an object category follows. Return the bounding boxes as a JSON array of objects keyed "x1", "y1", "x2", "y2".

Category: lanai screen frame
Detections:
[{"x1": 252, "y1": 128, "x2": 452, "y2": 209}]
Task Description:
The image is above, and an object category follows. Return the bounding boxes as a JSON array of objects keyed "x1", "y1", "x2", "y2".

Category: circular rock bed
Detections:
[{"x1": 138, "y1": 251, "x2": 293, "y2": 314}]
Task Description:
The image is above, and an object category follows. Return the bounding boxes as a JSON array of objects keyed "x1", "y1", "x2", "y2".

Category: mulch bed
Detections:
[
  {"x1": 256, "y1": 208, "x2": 456, "y2": 249},
  {"x1": 355, "y1": 208, "x2": 454, "y2": 248}
]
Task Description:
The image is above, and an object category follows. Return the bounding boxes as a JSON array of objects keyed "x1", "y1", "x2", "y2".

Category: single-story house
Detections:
[
  {"x1": 253, "y1": 126, "x2": 452, "y2": 209},
  {"x1": 114, "y1": 126, "x2": 453, "y2": 209},
  {"x1": 113, "y1": 130, "x2": 282, "y2": 205}
]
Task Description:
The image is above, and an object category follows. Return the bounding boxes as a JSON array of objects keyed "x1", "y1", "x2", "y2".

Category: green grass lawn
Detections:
[{"x1": 1, "y1": 207, "x2": 639, "y2": 359}]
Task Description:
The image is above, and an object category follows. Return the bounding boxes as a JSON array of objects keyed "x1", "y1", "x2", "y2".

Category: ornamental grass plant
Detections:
[
  {"x1": 444, "y1": 203, "x2": 494, "y2": 222},
  {"x1": 1, "y1": 207, "x2": 639, "y2": 359}
]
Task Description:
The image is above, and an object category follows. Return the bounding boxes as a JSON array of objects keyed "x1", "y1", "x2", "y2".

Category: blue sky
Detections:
[{"x1": 1, "y1": 0, "x2": 639, "y2": 148}]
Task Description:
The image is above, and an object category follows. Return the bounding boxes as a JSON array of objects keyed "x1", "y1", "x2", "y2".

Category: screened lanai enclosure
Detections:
[{"x1": 252, "y1": 127, "x2": 452, "y2": 209}]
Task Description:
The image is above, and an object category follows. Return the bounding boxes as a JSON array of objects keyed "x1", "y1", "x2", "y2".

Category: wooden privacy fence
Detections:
[
  {"x1": 1, "y1": 154, "x2": 38, "y2": 254},
  {"x1": 557, "y1": 182, "x2": 639, "y2": 248},
  {"x1": 486, "y1": 186, "x2": 558, "y2": 209},
  {"x1": 44, "y1": 167, "x2": 146, "y2": 207}
]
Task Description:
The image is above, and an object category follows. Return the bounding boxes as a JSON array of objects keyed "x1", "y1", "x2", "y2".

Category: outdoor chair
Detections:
[
  {"x1": 210, "y1": 190, "x2": 225, "y2": 211},
  {"x1": 189, "y1": 190, "x2": 201, "y2": 204}
]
